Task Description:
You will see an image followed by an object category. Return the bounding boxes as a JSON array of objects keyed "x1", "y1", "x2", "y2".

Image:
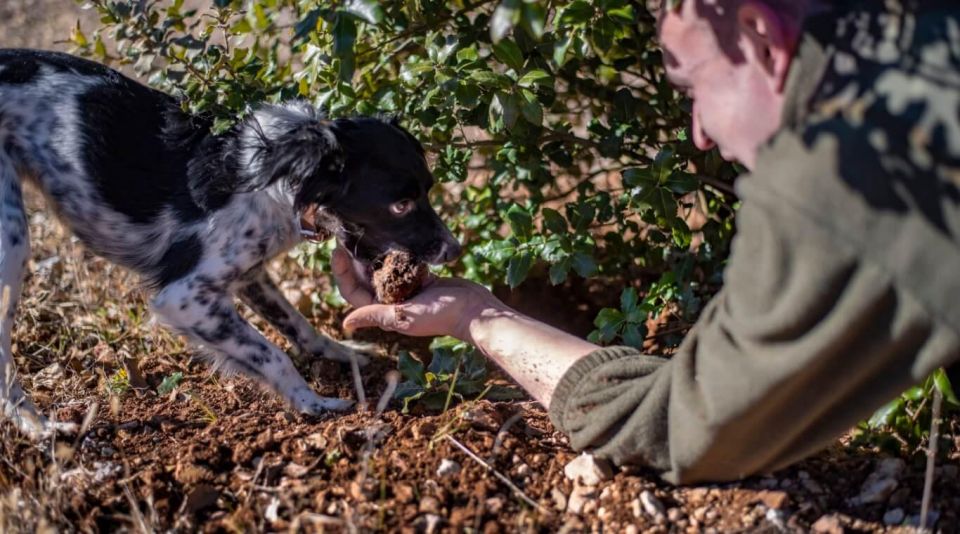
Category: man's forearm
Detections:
[{"x1": 464, "y1": 302, "x2": 599, "y2": 406}]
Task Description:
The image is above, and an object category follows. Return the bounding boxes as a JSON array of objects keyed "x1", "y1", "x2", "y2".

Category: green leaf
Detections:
[
  {"x1": 492, "y1": 39, "x2": 525, "y2": 71},
  {"x1": 558, "y1": 1, "x2": 594, "y2": 26},
  {"x1": 571, "y1": 252, "x2": 598, "y2": 278},
  {"x1": 606, "y1": 4, "x2": 636, "y2": 24},
  {"x1": 593, "y1": 307, "x2": 624, "y2": 328},
  {"x1": 506, "y1": 251, "x2": 534, "y2": 288},
  {"x1": 343, "y1": 0, "x2": 384, "y2": 24},
  {"x1": 549, "y1": 257, "x2": 570, "y2": 285},
  {"x1": 542, "y1": 208, "x2": 568, "y2": 234},
  {"x1": 518, "y1": 69, "x2": 552, "y2": 88},
  {"x1": 506, "y1": 204, "x2": 533, "y2": 240},
  {"x1": 490, "y1": 0, "x2": 521, "y2": 43},
  {"x1": 157, "y1": 372, "x2": 184, "y2": 395},
  {"x1": 622, "y1": 323, "x2": 645, "y2": 348},
  {"x1": 398, "y1": 351, "x2": 426, "y2": 386},
  {"x1": 332, "y1": 13, "x2": 357, "y2": 58},
  {"x1": 520, "y1": 92, "x2": 543, "y2": 126},
  {"x1": 868, "y1": 397, "x2": 905, "y2": 428},
  {"x1": 521, "y1": 1, "x2": 546, "y2": 38},
  {"x1": 428, "y1": 348, "x2": 460, "y2": 376},
  {"x1": 933, "y1": 368, "x2": 960, "y2": 405},
  {"x1": 620, "y1": 287, "x2": 638, "y2": 313},
  {"x1": 489, "y1": 91, "x2": 519, "y2": 131}
]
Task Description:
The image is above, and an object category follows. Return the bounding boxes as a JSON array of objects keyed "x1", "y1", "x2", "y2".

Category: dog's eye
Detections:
[{"x1": 389, "y1": 200, "x2": 415, "y2": 216}]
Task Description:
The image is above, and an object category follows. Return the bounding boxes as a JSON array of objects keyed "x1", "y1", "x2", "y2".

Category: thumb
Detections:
[{"x1": 344, "y1": 304, "x2": 406, "y2": 334}]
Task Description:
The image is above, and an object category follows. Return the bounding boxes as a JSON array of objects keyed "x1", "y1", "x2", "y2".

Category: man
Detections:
[{"x1": 332, "y1": 0, "x2": 960, "y2": 484}]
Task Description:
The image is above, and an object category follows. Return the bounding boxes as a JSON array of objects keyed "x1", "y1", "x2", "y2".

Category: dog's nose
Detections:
[{"x1": 434, "y1": 239, "x2": 462, "y2": 264}]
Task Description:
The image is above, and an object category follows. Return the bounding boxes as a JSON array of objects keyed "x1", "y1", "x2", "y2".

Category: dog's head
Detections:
[{"x1": 188, "y1": 102, "x2": 460, "y2": 267}]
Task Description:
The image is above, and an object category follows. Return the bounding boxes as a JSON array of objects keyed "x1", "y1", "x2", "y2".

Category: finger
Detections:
[
  {"x1": 331, "y1": 248, "x2": 375, "y2": 307},
  {"x1": 344, "y1": 304, "x2": 409, "y2": 334}
]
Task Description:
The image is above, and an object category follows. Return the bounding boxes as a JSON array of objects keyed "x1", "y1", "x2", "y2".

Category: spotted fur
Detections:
[{"x1": 0, "y1": 49, "x2": 460, "y2": 438}]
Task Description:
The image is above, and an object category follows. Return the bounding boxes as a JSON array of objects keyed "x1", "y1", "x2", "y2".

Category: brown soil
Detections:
[{"x1": 373, "y1": 251, "x2": 428, "y2": 304}]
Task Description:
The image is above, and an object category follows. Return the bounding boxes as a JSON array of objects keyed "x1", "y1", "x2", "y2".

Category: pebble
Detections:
[
  {"x1": 423, "y1": 513, "x2": 442, "y2": 534},
  {"x1": 854, "y1": 458, "x2": 904, "y2": 505},
  {"x1": 550, "y1": 488, "x2": 567, "y2": 511},
  {"x1": 765, "y1": 508, "x2": 787, "y2": 529},
  {"x1": 811, "y1": 514, "x2": 845, "y2": 534},
  {"x1": 624, "y1": 525, "x2": 639, "y2": 534},
  {"x1": 639, "y1": 490, "x2": 666, "y2": 518},
  {"x1": 515, "y1": 463, "x2": 532, "y2": 478},
  {"x1": 563, "y1": 453, "x2": 614, "y2": 486},
  {"x1": 882, "y1": 508, "x2": 904, "y2": 525},
  {"x1": 567, "y1": 483, "x2": 598, "y2": 515},
  {"x1": 436, "y1": 459, "x2": 461, "y2": 478},
  {"x1": 757, "y1": 490, "x2": 790, "y2": 509},
  {"x1": 419, "y1": 496, "x2": 441, "y2": 515},
  {"x1": 484, "y1": 496, "x2": 504, "y2": 514},
  {"x1": 667, "y1": 508, "x2": 683, "y2": 522}
]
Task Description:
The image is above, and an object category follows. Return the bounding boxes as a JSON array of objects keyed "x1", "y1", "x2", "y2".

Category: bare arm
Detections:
[{"x1": 331, "y1": 248, "x2": 598, "y2": 406}]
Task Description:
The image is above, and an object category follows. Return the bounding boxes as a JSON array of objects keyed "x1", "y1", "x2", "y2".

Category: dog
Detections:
[{"x1": 0, "y1": 49, "x2": 461, "y2": 438}]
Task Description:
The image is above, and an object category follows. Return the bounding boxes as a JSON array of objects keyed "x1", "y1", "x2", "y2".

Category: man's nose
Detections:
[{"x1": 691, "y1": 109, "x2": 716, "y2": 151}]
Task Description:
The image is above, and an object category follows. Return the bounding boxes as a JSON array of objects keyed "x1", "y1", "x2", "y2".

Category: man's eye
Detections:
[{"x1": 389, "y1": 200, "x2": 415, "y2": 216}]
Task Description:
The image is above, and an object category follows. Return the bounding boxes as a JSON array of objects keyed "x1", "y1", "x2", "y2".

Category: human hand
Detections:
[{"x1": 331, "y1": 247, "x2": 500, "y2": 341}]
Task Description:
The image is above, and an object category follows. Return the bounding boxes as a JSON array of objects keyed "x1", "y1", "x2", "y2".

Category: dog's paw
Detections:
[{"x1": 290, "y1": 389, "x2": 355, "y2": 415}]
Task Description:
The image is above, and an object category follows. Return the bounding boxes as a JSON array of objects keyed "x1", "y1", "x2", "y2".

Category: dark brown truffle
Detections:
[{"x1": 372, "y1": 250, "x2": 428, "y2": 304}]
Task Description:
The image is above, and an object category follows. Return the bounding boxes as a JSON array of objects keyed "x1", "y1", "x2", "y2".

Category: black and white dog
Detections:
[{"x1": 0, "y1": 49, "x2": 460, "y2": 438}]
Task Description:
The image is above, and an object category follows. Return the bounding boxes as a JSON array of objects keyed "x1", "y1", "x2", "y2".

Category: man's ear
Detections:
[{"x1": 737, "y1": 1, "x2": 795, "y2": 93}]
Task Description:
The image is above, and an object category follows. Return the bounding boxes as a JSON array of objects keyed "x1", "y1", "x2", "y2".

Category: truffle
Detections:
[{"x1": 372, "y1": 250, "x2": 428, "y2": 304}]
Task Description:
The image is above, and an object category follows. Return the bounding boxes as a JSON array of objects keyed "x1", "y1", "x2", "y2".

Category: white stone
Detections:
[
  {"x1": 567, "y1": 483, "x2": 597, "y2": 515},
  {"x1": 436, "y1": 458, "x2": 461, "y2": 478},
  {"x1": 563, "y1": 452, "x2": 614, "y2": 486},
  {"x1": 639, "y1": 490, "x2": 666, "y2": 518}
]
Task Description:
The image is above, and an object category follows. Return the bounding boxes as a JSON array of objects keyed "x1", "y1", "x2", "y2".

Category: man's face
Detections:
[{"x1": 659, "y1": 1, "x2": 791, "y2": 169}]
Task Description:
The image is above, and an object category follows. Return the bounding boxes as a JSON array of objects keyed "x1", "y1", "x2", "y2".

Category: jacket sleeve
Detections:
[{"x1": 548, "y1": 175, "x2": 960, "y2": 485}]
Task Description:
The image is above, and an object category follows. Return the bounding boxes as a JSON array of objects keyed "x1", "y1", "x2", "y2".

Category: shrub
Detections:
[{"x1": 72, "y1": 0, "x2": 739, "y2": 350}]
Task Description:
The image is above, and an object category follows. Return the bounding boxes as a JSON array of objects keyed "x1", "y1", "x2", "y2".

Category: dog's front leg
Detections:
[
  {"x1": 151, "y1": 276, "x2": 353, "y2": 414},
  {"x1": 236, "y1": 269, "x2": 371, "y2": 366}
]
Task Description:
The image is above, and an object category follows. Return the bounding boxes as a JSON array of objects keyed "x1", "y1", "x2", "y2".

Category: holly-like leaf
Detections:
[
  {"x1": 492, "y1": 39, "x2": 525, "y2": 71},
  {"x1": 344, "y1": 0, "x2": 384, "y2": 24},
  {"x1": 506, "y1": 251, "x2": 534, "y2": 288},
  {"x1": 506, "y1": 204, "x2": 533, "y2": 240},
  {"x1": 398, "y1": 351, "x2": 426, "y2": 386}
]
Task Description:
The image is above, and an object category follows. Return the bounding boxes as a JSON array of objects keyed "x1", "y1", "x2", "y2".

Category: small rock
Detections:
[
  {"x1": 667, "y1": 508, "x2": 683, "y2": 522},
  {"x1": 801, "y1": 478, "x2": 825, "y2": 495},
  {"x1": 757, "y1": 490, "x2": 790, "y2": 509},
  {"x1": 395, "y1": 483, "x2": 414, "y2": 504},
  {"x1": 265, "y1": 497, "x2": 281, "y2": 524},
  {"x1": 599, "y1": 485, "x2": 614, "y2": 500},
  {"x1": 550, "y1": 488, "x2": 567, "y2": 511},
  {"x1": 419, "y1": 496, "x2": 441, "y2": 515},
  {"x1": 765, "y1": 508, "x2": 787, "y2": 528},
  {"x1": 304, "y1": 433, "x2": 328, "y2": 450},
  {"x1": 630, "y1": 499, "x2": 642, "y2": 519},
  {"x1": 282, "y1": 462, "x2": 310, "y2": 479},
  {"x1": 812, "y1": 514, "x2": 845, "y2": 534},
  {"x1": 485, "y1": 496, "x2": 504, "y2": 515},
  {"x1": 515, "y1": 463, "x2": 532, "y2": 478},
  {"x1": 423, "y1": 513, "x2": 442, "y2": 534},
  {"x1": 855, "y1": 458, "x2": 904, "y2": 505},
  {"x1": 882, "y1": 508, "x2": 904, "y2": 525},
  {"x1": 436, "y1": 459, "x2": 461, "y2": 478},
  {"x1": 625, "y1": 525, "x2": 639, "y2": 534},
  {"x1": 639, "y1": 490, "x2": 666, "y2": 518},
  {"x1": 567, "y1": 483, "x2": 597, "y2": 515},
  {"x1": 184, "y1": 484, "x2": 220, "y2": 514},
  {"x1": 563, "y1": 453, "x2": 613, "y2": 486}
]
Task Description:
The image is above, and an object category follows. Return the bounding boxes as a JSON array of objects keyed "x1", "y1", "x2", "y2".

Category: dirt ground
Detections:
[{"x1": 1, "y1": 3, "x2": 959, "y2": 533}]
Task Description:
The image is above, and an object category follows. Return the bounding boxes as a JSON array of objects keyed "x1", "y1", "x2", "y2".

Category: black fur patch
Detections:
[{"x1": 154, "y1": 234, "x2": 203, "y2": 287}]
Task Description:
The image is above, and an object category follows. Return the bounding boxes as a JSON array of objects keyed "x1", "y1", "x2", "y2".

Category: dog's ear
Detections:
[{"x1": 187, "y1": 103, "x2": 345, "y2": 211}]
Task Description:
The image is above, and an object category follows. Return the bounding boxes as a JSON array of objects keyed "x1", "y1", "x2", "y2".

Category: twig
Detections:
[
  {"x1": 920, "y1": 387, "x2": 943, "y2": 532},
  {"x1": 490, "y1": 412, "x2": 523, "y2": 460},
  {"x1": 445, "y1": 434, "x2": 548, "y2": 514},
  {"x1": 122, "y1": 481, "x2": 153, "y2": 534},
  {"x1": 349, "y1": 351, "x2": 366, "y2": 408}
]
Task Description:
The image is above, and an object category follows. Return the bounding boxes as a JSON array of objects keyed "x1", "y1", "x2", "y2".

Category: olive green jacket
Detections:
[{"x1": 548, "y1": 0, "x2": 960, "y2": 484}]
